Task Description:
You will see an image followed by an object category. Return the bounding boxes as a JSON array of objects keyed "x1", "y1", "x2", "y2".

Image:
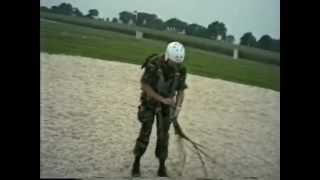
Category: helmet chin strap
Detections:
[{"x1": 164, "y1": 52, "x2": 169, "y2": 62}]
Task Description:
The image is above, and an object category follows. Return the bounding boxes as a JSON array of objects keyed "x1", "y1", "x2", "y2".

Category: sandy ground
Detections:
[{"x1": 40, "y1": 53, "x2": 280, "y2": 180}]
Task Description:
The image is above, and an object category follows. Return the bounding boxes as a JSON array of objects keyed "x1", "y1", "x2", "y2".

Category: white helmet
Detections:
[{"x1": 164, "y1": 41, "x2": 185, "y2": 63}]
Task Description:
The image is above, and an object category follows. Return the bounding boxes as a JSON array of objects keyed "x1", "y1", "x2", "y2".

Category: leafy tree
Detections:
[
  {"x1": 49, "y1": 3, "x2": 73, "y2": 15},
  {"x1": 258, "y1": 35, "x2": 273, "y2": 50},
  {"x1": 40, "y1": 6, "x2": 50, "y2": 12},
  {"x1": 44, "y1": 3, "x2": 83, "y2": 17},
  {"x1": 186, "y1": 23, "x2": 209, "y2": 38},
  {"x1": 225, "y1": 35, "x2": 235, "y2": 44},
  {"x1": 72, "y1": 8, "x2": 83, "y2": 17},
  {"x1": 207, "y1": 21, "x2": 227, "y2": 40},
  {"x1": 272, "y1": 39, "x2": 280, "y2": 52},
  {"x1": 240, "y1": 32, "x2": 257, "y2": 47},
  {"x1": 112, "y1": 17, "x2": 118, "y2": 23},
  {"x1": 148, "y1": 18, "x2": 166, "y2": 30},
  {"x1": 119, "y1": 11, "x2": 136, "y2": 24},
  {"x1": 87, "y1": 9, "x2": 99, "y2": 18},
  {"x1": 136, "y1": 12, "x2": 157, "y2": 26}
]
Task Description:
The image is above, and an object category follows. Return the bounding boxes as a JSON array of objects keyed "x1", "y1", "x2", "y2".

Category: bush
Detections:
[{"x1": 40, "y1": 12, "x2": 279, "y2": 65}]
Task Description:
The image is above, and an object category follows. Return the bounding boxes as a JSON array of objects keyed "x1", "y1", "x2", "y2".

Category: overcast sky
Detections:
[{"x1": 41, "y1": 0, "x2": 280, "y2": 43}]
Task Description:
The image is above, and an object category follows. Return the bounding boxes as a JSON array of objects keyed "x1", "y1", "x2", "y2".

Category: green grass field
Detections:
[
  {"x1": 41, "y1": 12, "x2": 280, "y2": 66},
  {"x1": 40, "y1": 19, "x2": 280, "y2": 91}
]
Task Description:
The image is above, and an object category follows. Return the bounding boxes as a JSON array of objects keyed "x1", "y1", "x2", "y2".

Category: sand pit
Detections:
[{"x1": 40, "y1": 53, "x2": 280, "y2": 180}]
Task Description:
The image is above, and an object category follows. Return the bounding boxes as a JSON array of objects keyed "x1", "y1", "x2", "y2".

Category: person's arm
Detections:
[
  {"x1": 176, "y1": 90, "x2": 184, "y2": 108},
  {"x1": 141, "y1": 82, "x2": 163, "y2": 102},
  {"x1": 141, "y1": 82, "x2": 175, "y2": 106},
  {"x1": 174, "y1": 90, "x2": 185, "y2": 117},
  {"x1": 175, "y1": 67, "x2": 187, "y2": 114}
]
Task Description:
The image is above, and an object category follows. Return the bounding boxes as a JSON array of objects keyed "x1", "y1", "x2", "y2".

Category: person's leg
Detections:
[
  {"x1": 155, "y1": 106, "x2": 172, "y2": 177},
  {"x1": 132, "y1": 106, "x2": 155, "y2": 177}
]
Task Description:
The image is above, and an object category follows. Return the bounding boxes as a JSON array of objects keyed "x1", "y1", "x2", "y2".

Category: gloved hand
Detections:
[{"x1": 161, "y1": 97, "x2": 176, "y2": 106}]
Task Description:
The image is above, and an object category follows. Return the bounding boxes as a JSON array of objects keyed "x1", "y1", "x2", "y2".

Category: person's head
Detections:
[{"x1": 164, "y1": 42, "x2": 185, "y2": 70}]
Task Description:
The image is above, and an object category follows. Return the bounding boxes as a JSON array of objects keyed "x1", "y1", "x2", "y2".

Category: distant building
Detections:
[
  {"x1": 143, "y1": 19, "x2": 147, "y2": 25},
  {"x1": 166, "y1": 27, "x2": 185, "y2": 34},
  {"x1": 128, "y1": 19, "x2": 134, "y2": 25},
  {"x1": 166, "y1": 27, "x2": 175, "y2": 32},
  {"x1": 178, "y1": 29, "x2": 186, "y2": 35}
]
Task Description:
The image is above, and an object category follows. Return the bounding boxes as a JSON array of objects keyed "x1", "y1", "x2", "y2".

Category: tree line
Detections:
[{"x1": 40, "y1": 3, "x2": 279, "y2": 52}]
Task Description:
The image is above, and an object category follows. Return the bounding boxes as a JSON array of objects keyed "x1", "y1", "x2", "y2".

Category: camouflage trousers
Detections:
[{"x1": 133, "y1": 103, "x2": 172, "y2": 160}]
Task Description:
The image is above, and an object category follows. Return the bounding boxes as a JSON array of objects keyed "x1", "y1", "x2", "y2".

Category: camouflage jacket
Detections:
[{"x1": 140, "y1": 54, "x2": 188, "y2": 107}]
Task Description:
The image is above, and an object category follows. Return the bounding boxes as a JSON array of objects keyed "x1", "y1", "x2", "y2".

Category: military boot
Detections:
[{"x1": 157, "y1": 159, "x2": 168, "y2": 177}]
